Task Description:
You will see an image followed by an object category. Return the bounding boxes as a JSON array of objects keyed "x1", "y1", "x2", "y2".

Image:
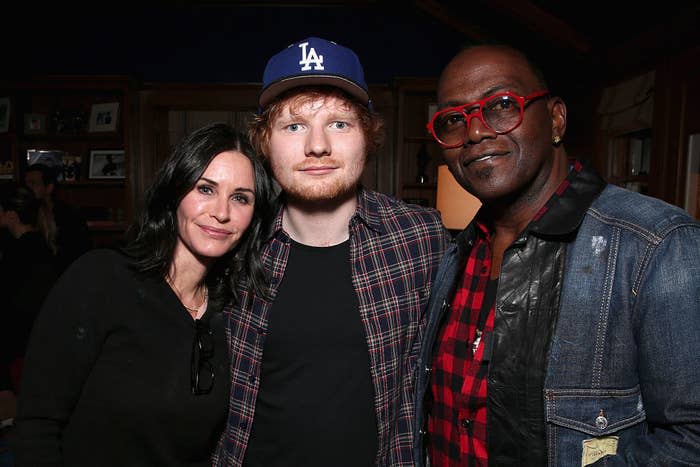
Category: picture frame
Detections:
[
  {"x1": 61, "y1": 154, "x2": 83, "y2": 182},
  {"x1": 26, "y1": 149, "x2": 65, "y2": 170},
  {"x1": 0, "y1": 97, "x2": 10, "y2": 133},
  {"x1": 24, "y1": 113, "x2": 46, "y2": 134},
  {"x1": 88, "y1": 102, "x2": 120, "y2": 132},
  {"x1": 89, "y1": 149, "x2": 126, "y2": 179}
]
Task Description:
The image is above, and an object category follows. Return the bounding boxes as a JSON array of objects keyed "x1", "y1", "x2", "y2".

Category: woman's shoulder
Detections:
[
  {"x1": 63, "y1": 248, "x2": 134, "y2": 282},
  {"x1": 74, "y1": 248, "x2": 128, "y2": 265}
]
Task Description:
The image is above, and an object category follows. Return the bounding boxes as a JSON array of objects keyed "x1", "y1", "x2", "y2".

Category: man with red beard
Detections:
[{"x1": 212, "y1": 37, "x2": 451, "y2": 467}]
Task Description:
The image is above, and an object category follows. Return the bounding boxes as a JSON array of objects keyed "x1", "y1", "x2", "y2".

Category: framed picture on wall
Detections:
[
  {"x1": 89, "y1": 149, "x2": 125, "y2": 179},
  {"x1": 88, "y1": 102, "x2": 120, "y2": 132}
]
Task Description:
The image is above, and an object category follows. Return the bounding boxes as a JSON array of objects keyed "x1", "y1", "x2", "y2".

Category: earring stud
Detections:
[{"x1": 552, "y1": 135, "x2": 562, "y2": 145}]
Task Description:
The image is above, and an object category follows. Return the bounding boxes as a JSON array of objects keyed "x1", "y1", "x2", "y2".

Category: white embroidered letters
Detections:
[{"x1": 298, "y1": 42, "x2": 324, "y2": 71}]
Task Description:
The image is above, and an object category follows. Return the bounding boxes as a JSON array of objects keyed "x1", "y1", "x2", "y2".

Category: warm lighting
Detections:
[{"x1": 436, "y1": 165, "x2": 481, "y2": 230}]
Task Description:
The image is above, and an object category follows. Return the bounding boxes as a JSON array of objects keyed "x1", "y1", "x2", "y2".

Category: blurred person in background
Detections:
[{"x1": 24, "y1": 163, "x2": 91, "y2": 273}]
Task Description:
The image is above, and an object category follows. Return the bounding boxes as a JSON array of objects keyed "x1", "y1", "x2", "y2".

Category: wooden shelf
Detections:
[
  {"x1": 58, "y1": 180, "x2": 125, "y2": 188},
  {"x1": 22, "y1": 133, "x2": 123, "y2": 142},
  {"x1": 2, "y1": 75, "x2": 134, "y2": 249}
]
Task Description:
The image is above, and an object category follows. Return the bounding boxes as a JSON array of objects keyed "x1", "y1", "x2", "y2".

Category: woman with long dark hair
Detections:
[{"x1": 13, "y1": 123, "x2": 272, "y2": 466}]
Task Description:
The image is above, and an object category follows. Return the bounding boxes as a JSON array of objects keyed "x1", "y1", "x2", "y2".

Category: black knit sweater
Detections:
[{"x1": 13, "y1": 249, "x2": 230, "y2": 466}]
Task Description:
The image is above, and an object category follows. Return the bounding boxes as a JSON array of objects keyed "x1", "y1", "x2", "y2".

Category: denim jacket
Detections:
[{"x1": 414, "y1": 166, "x2": 700, "y2": 466}]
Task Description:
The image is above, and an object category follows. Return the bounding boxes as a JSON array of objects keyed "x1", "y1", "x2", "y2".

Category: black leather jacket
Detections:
[{"x1": 415, "y1": 166, "x2": 606, "y2": 465}]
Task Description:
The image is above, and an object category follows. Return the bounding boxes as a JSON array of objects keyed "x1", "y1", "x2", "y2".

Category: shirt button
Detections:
[
  {"x1": 481, "y1": 266, "x2": 488, "y2": 274},
  {"x1": 461, "y1": 418, "x2": 471, "y2": 429}
]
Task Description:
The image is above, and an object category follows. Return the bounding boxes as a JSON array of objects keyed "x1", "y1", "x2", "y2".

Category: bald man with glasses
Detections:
[{"x1": 413, "y1": 44, "x2": 700, "y2": 466}]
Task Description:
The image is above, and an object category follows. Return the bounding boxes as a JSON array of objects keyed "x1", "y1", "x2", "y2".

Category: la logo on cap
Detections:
[
  {"x1": 259, "y1": 36, "x2": 370, "y2": 109},
  {"x1": 298, "y1": 41, "x2": 324, "y2": 71}
]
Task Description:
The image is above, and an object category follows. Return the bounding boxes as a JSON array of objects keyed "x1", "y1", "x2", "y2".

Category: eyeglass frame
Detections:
[
  {"x1": 191, "y1": 318, "x2": 215, "y2": 395},
  {"x1": 426, "y1": 89, "x2": 550, "y2": 149}
]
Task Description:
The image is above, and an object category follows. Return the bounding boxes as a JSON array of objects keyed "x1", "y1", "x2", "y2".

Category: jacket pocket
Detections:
[{"x1": 545, "y1": 386, "x2": 647, "y2": 465}]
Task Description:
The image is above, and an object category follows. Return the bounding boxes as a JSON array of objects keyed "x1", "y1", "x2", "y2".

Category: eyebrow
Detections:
[
  {"x1": 235, "y1": 188, "x2": 256, "y2": 195},
  {"x1": 200, "y1": 177, "x2": 255, "y2": 193}
]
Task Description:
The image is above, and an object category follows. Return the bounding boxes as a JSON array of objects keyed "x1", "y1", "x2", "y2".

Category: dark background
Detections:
[{"x1": 9, "y1": 1, "x2": 699, "y2": 93}]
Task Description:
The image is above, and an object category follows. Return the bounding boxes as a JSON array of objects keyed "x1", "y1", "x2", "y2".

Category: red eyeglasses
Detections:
[{"x1": 426, "y1": 90, "x2": 549, "y2": 148}]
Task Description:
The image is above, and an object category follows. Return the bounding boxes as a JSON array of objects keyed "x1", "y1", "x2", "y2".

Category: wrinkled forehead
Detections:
[{"x1": 438, "y1": 47, "x2": 542, "y2": 105}]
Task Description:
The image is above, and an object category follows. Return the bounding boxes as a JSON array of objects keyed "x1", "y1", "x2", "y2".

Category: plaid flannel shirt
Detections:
[
  {"x1": 213, "y1": 188, "x2": 451, "y2": 466},
  {"x1": 428, "y1": 222, "x2": 494, "y2": 466}
]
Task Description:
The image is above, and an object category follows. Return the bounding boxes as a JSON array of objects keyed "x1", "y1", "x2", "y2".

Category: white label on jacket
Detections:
[{"x1": 581, "y1": 436, "x2": 618, "y2": 466}]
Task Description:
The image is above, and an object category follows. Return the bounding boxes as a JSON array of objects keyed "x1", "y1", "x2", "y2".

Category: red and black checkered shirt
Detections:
[
  {"x1": 427, "y1": 160, "x2": 584, "y2": 466},
  {"x1": 428, "y1": 221, "x2": 494, "y2": 467}
]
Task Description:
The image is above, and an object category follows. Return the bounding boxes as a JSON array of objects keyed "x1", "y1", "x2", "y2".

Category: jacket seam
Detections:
[{"x1": 592, "y1": 226, "x2": 619, "y2": 389}]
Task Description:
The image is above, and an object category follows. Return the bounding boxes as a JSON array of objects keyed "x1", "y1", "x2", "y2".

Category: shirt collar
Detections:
[
  {"x1": 529, "y1": 160, "x2": 606, "y2": 237},
  {"x1": 465, "y1": 160, "x2": 606, "y2": 241},
  {"x1": 352, "y1": 186, "x2": 385, "y2": 235},
  {"x1": 266, "y1": 185, "x2": 385, "y2": 242}
]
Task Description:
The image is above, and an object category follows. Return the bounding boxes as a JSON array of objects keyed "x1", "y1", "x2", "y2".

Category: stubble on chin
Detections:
[{"x1": 284, "y1": 177, "x2": 356, "y2": 203}]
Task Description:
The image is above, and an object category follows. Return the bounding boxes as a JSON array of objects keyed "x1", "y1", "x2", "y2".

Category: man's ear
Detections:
[{"x1": 549, "y1": 97, "x2": 567, "y2": 141}]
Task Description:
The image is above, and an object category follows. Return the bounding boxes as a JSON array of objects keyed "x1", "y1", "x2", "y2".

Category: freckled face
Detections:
[
  {"x1": 267, "y1": 95, "x2": 366, "y2": 202},
  {"x1": 438, "y1": 46, "x2": 557, "y2": 203},
  {"x1": 175, "y1": 150, "x2": 255, "y2": 264}
]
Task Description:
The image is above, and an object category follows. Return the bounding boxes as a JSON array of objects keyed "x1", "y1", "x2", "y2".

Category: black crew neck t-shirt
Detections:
[{"x1": 244, "y1": 239, "x2": 377, "y2": 466}]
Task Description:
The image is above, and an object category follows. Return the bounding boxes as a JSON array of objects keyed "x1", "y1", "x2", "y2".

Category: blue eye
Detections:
[
  {"x1": 286, "y1": 123, "x2": 302, "y2": 132},
  {"x1": 331, "y1": 121, "x2": 348, "y2": 129}
]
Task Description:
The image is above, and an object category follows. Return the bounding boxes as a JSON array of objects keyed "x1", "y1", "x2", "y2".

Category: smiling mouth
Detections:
[
  {"x1": 467, "y1": 152, "x2": 508, "y2": 166},
  {"x1": 199, "y1": 225, "x2": 231, "y2": 237}
]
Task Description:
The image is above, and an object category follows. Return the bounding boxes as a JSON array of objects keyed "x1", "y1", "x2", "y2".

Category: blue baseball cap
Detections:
[{"x1": 259, "y1": 37, "x2": 371, "y2": 109}]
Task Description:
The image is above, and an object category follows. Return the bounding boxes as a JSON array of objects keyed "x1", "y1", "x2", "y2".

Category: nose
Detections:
[
  {"x1": 464, "y1": 113, "x2": 496, "y2": 145},
  {"x1": 211, "y1": 195, "x2": 231, "y2": 223},
  {"x1": 304, "y1": 125, "x2": 331, "y2": 158}
]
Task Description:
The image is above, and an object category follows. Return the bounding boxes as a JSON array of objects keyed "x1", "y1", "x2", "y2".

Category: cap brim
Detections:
[{"x1": 259, "y1": 75, "x2": 369, "y2": 108}]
